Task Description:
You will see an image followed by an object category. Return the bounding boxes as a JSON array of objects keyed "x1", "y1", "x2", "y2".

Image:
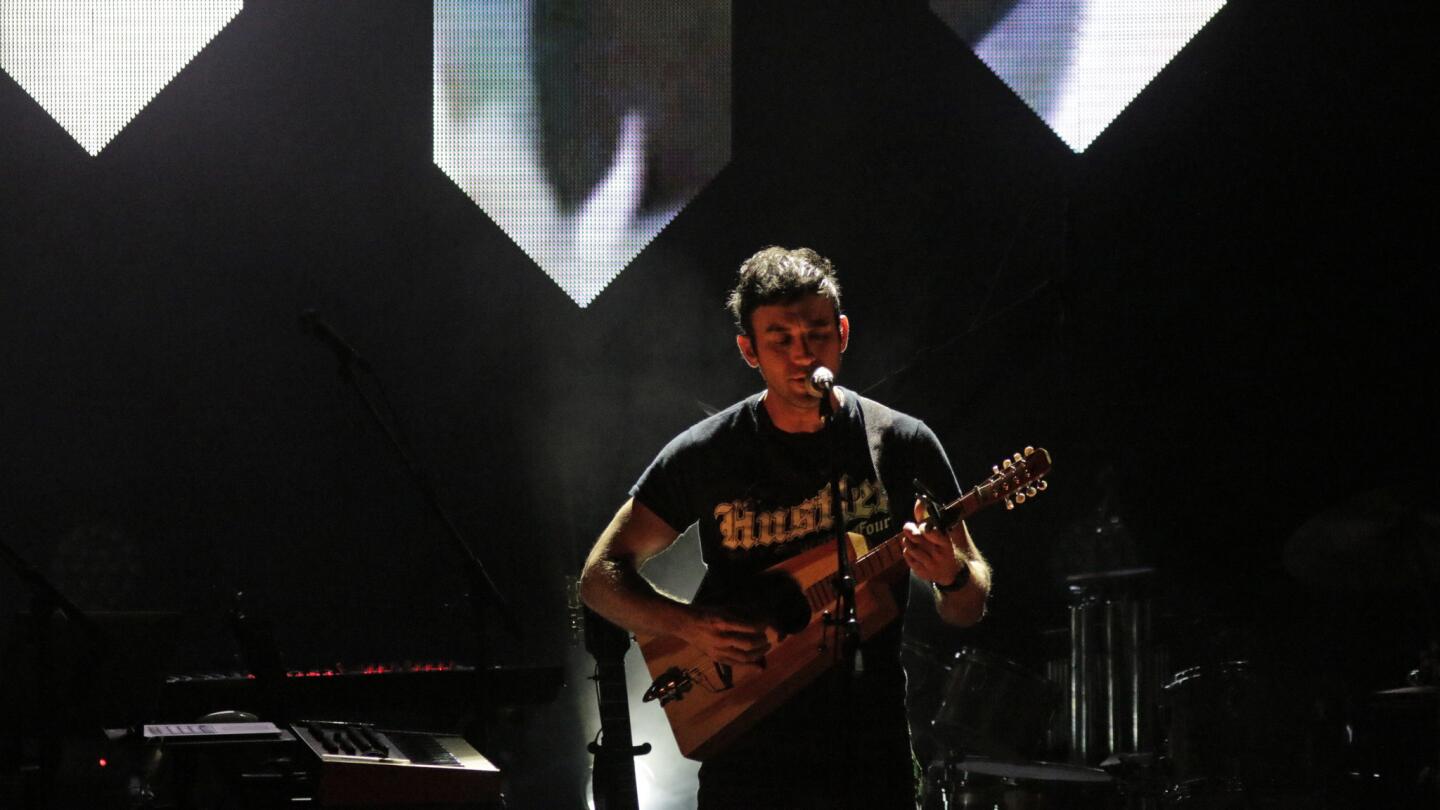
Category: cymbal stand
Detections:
[{"x1": 1403, "y1": 514, "x2": 1440, "y2": 804}]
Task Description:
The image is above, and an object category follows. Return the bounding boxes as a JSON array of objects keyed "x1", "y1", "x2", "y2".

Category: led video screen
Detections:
[
  {"x1": 0, "y1": 0, "x2": 242, "y2": 156},
  {"x1": 435, "y1": 0, "x2": 731, "y2": 306},
  {"x1": 932, "y1": 0, "x2": 1225, "y2": 151}
]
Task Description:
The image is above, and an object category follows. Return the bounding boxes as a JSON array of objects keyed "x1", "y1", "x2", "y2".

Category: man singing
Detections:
[{"x1": 581, "y1": 246, "x2": 991, "y2": 809}]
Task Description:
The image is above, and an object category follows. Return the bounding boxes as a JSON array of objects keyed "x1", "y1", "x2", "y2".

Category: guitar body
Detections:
[{"x1": 636, "y1": 534, "x2": 903, "y2": 760}]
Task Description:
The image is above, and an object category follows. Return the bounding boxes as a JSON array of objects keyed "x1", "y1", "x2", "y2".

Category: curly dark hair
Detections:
[{"x1": 726, "y1": 246, "x2": 843, "y2": 336}]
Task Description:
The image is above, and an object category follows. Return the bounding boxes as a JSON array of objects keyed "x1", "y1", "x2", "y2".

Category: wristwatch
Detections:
[{"x1": 934, "y1": 561, "x2": 971, "y2": 593}]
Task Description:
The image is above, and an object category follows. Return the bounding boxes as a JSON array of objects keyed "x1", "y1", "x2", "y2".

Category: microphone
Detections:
[
  {"x1": 806, "y1": 366, "x2": 835, "y2": 398},
  {"x1": 300, "y1": 309, "x2": 368, "y2": 371}
]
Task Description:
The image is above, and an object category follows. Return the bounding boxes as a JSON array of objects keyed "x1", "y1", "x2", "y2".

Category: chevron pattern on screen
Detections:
[
  {"x1": 931, "y1": 0, "x2": 1225, "y2": 152},
  {"x1": 0, "y1": 0, "x2": 242, "y2": 156},
  {"x1": 434, "y1": 0, "x2": 731, "y2": 307}
]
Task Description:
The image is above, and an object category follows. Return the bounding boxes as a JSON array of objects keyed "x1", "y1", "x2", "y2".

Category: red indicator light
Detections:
[{"x1": 97, "y1": 758, "x2": 108, "y2": 768}]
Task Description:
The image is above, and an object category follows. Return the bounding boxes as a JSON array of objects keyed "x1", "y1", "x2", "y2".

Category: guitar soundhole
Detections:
[{"x1": 749, "y1": 570, "x2": 811, "y2": 636}]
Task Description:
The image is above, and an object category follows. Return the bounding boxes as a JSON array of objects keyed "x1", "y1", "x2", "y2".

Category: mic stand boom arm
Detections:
[{"x1": 303, "y1": 314, "x2": 520, "y2": 670}]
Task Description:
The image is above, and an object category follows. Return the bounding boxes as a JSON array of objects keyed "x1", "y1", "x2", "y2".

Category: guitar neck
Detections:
[
  {"x1": 583, "y1": 607, "x2": 642, "y2": 810},
  {"x1": 800, "y1": 465, "x2": 1032, "y2": 610},
  {"x1": 857, "y1": 484, "x2": 983, "y2": 572},
  {"x1": 593, "y1": 659, "x2": 635, "y2": 741}
]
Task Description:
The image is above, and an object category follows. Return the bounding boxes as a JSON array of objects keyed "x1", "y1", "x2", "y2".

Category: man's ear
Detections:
[
  {"x1": 839, "y1": 314, "x2": 850, "y2": 354},
  {"x1": 736, "y1": 333, "x2": 759, "y2": 368}
]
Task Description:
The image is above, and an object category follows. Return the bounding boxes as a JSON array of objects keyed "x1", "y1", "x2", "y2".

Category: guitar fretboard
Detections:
[
  {"x1": 589, "y1": 654, "x2": 641, "y2": 810},
  {"x1": 800, "y1": 487, "x2": 985, "y2": 612},
  {"x1": 594, "y1": 660, "x2": 633, "y2": 735}
]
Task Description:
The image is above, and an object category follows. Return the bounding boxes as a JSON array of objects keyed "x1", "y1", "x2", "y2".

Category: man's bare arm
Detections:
[
  {"x1": 934, "y1": 520, "x2": 990, "y2": 627},
  {"x1": 579, "y1": 498, "x2": 769, "y2": 664},
  {"x1": 901, "y1": 497, "x2": 991, "y2": 627}
]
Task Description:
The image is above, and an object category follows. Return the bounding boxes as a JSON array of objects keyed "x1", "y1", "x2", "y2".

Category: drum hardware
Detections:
[
  {"x1": 945, "y1": 755, "x2": 1112, "y2": 783},
  {"x1": 1160, "y1": 661, "x2": 1330, "y2": 807},
  {"x1": 1285, "y1": 484, "x2": 1440, "y2": 807},
  {"x1": 1098, "y1": 752, "x2": 1166, "y2": 810},
  {"x1": 925, "y1": 762, "x2": 1017, "y2": 810},
  {"x1": 932, "y1": 647, "x2": 1060, "y2": 762},
  {"x1": 1282, "y1": 484, "x2": 1440, "y2": 594},
  {"x1": 1063, "y1": 566, "x2": 1164, "y2": 767},
  {"x1": 929, "y1": 647, "x2": 1125, "y2": 808},
  {"x1": 902, "y1": 635, "x2": 955, "y2": 783},
  {"x1": 1371, "y1": 683, "x2": 1438, "y2": 701},
  {"x1": 929, "y1": 756, "x2": 1114, "y2": 810},
  {"x1": 1354, "y1": 680, "x2": 1439, "y2": 809},
  {"x1": 925, "y1": 646, "x2": 1057, "y2": 809}
]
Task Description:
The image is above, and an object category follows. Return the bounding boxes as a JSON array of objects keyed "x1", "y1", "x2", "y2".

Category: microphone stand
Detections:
[
  {"x1": 0, "y1": 535, "x2": 106, "y2": 810},
  {"x1": 820, "y1": 390, "x2": 860, "y2": 674},
  {"x1": 818, "y1": 385, "x2": 862, "y2": 802},
  {"x1": 303, "y1": 315, "x2": 519, "y2": 746}
]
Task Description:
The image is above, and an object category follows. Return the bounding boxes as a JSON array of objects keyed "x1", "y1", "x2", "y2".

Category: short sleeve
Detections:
[
  {"x1": 908, "y1": 420, "x2": 962, "y2": 503},
  {"x1": 630, "y1": 432, "x2": 702, "y2": 535}
]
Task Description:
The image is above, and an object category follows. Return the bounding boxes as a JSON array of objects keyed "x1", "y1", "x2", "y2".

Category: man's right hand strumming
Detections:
[
  {"x1": 680, "y1": 606, "x2": 771, "y2": 666},
  {"x1": 581, "y1": 498, "x2": 771, "y2": 662}
]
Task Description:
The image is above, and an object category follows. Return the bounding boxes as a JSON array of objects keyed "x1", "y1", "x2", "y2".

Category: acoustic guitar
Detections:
[{"x1": 637, "y1": 446, "x2": 1052, "y2": 760}]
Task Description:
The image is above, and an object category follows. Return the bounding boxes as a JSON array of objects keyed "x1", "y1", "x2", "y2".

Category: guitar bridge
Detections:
[{"x1": 642, "y1": 666, "x2": 694, "y2": 705}]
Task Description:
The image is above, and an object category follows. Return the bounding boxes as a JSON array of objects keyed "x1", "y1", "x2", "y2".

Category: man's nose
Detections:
[{"x1": 792, "y1": 336, "x2": 816, "y2": 362}]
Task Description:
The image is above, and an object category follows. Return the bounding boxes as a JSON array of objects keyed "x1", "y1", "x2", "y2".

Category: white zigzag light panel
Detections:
[
  {"x1": 0, "y1": 0, "x2": 242, "y2": 156},
  {"x1": 434, "y1": 1, "x2": 731, "y2": 307},
  {"x1": 932, "y1": 0, "x2": 1225, "y2": 152}
]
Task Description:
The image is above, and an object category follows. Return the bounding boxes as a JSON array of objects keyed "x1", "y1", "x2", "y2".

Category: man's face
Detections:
[{"x1": 737, "y1": 293, "x2": 849, "y2": 410}]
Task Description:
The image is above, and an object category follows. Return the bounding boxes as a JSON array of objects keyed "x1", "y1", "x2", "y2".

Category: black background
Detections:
[{"x1": 2, "y1": 1, "x2": 1435, "y2": 806}]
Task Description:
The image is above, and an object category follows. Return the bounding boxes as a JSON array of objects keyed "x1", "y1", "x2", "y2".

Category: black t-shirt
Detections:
[{"x1": 631, "y1": 387, "x2": 961, "y2": 774}]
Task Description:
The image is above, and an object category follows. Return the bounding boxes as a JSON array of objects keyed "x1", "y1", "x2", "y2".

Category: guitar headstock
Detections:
[
  {"x1": 582, "y1": 605, "x2": 633, "y2": 662},
  {"x1": 978, "y1": 446, "x2": 1052, "y2": 511}
]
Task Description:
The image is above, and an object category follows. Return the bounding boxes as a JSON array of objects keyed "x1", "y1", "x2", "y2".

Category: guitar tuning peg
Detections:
[
  {"x1": 1004, "y1": 497, "x2": 1015, "y2": 511},
  {"x1": 992, "y1": 465, "x2": 1001, "y2": 475},
  {"x1": 1025, "y1": 485, "x2": 1038, "y2": 498},
  {"x1": 1037, "y1": 480, "x2": 1048, "y2": 491},
  {"x1": 1002, "y1": 459, "x2": 1014, "y2": 470},
  {"x1": 1012, "y1": 452, "x2": 1023, "y2": 463},
  {"x1": 1014, "y1": 492, "x2": 1026, "y2": 505},
  {"x1": 1023, "y1": 446, "x2": 1035, "y2": 457}
]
